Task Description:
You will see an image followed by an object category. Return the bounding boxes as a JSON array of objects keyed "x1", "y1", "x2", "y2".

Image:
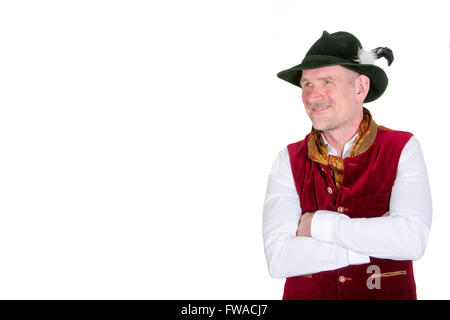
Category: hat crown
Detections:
[{"x1": 305, "y1": 31, "x2": 362, "y2": 62}]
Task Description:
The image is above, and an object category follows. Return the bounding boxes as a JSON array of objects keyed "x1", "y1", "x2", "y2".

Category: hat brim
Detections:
[{"x1": 277, "y1": 56, "x2": 388, "y2": 103}]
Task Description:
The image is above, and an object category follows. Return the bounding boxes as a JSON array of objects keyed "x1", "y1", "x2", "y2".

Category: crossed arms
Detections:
[{"x1": 262, "y1": 136, "x2": 432, "y2": 278}]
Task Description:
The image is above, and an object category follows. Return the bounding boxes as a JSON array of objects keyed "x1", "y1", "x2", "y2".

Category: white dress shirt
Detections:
[{"x1": 262, "y1": 133, "x2": 432, "y2": 279}]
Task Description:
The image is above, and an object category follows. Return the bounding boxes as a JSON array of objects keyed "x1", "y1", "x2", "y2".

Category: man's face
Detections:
[{"x1": 300, "y1": 65, "x2": 363, "y2": 133}]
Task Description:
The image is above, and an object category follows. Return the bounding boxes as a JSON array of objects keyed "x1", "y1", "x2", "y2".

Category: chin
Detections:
[{"x1": 312, "y1": 122, "x2": 329, "y2": 131}]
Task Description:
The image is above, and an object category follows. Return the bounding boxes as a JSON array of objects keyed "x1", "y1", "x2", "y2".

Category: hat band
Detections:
[{"x1": 302, "y1": 55, "x2": 355, "y2": 65}]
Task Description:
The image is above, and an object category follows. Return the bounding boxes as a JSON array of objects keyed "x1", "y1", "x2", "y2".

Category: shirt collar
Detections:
[{"x1": 321, "y1": 132, "x2": 359, "y2": 159}]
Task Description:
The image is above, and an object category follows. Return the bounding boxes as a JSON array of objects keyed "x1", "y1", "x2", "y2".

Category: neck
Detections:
[
  {"x1": 322, "y1": 110, "x2": 363, "y2": 157},
  {"x1": 323, "y1": 129, "x2": 358, "y2": 157}
]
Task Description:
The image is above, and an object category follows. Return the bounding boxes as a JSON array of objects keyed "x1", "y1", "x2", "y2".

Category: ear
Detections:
[{"x1": 354, "y1": 74, "x2": 370, "y2": 104}]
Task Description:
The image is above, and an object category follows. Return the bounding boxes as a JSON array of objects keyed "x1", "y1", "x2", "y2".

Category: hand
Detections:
[
  {"x1": 296, "y1": 212, "x2": 314, "y2": 237},
  {"x1": 382, "y1": 211, "x2": 390, "y2": 217}
]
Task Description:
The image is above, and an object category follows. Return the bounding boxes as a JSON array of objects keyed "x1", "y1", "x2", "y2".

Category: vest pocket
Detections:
[
  {"x1": 351, "y1": 192, "x2": 389, "y2": 208},
  {"x1": 369, "y1": 270, "x2": 407, "y2": 279},
  {"x1": 350, "y1": 192, "x2": 389, "y2": 218}
]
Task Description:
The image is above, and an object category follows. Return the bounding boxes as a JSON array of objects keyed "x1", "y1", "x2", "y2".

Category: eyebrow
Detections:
[{"x1": 300, "y1": 76, "x2": 336, "y2": 85}]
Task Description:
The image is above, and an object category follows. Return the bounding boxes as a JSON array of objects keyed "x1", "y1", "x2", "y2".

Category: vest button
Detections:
[
  {"x1": 338, "y1": 275, "x2": 346, "y2": 283},
  {"x1": 337, "y1": 206, "x2": 345, "y2": 213},
  {"x1": 327, "y1": 187, "x2": 333, "y2": 194}
]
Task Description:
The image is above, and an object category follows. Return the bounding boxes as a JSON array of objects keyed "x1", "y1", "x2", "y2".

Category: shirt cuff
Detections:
[
  {"x1": 311, "y1": 210, "x2": 348, "y2": 243},
  {"x1": 347, "y1": 249, "x2": 371, "y2": 265}
]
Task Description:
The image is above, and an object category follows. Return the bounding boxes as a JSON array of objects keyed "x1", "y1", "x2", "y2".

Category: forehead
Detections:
[{"x1": 301, "y1": 65, "x2": 353, "y2": 81}]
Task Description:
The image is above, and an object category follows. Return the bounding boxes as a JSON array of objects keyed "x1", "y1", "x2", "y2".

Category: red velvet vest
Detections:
[{"x1": 283, "y1": 126, "x2": 417, "y2": 300}]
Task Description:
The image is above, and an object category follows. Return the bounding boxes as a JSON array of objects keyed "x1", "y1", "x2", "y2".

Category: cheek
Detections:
[
  {"x1": 302, "y1": 93, "x2": 312, "y2": 115},
  {"x1": 301, "y1": 90, "x2": 308, "y2": 104},
  {"x1": 323, "y1": 87, "x2": 336, "y2": 99},
  {"x1": 331, "y1": 86, "x2": 355, "y2": 104},
  {"x1": 327, "y1": 89, "x2": 346, "y2": 105}
]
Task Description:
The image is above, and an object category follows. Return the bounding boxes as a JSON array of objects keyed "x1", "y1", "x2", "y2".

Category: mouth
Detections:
[{"x1": 312, "y1": 105, "x2": 331, "y2": 112}]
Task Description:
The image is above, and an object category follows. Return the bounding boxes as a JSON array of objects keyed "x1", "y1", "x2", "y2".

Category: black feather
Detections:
[{"x1": 371, "y1": 47, "x2": 394, "y2": 66}]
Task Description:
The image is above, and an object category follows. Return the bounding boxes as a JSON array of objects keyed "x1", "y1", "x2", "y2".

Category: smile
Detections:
[{"x1": 313, "y1": 106, "x2": 331, "y2": 112}]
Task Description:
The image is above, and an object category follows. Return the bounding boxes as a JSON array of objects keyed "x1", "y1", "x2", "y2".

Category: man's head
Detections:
[
  {"x1": 277, "y1": 31, "x2": 392, "y2": 103},
  {"x1": 300, "y1": 65, "x2": 370, "y2": 133}
]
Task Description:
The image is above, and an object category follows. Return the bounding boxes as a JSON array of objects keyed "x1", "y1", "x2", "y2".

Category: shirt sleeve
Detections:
[
  {"x1": 310, "y1": 135, "x2": 432, "y2": 260},
  {"x1": 262, "y1": 147, "x2": 370, "y2": 279}
]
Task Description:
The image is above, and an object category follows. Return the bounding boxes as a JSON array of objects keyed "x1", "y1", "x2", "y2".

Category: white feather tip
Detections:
[{"x1": 357, "y1": 48, "x2": 377, "y2": 64}]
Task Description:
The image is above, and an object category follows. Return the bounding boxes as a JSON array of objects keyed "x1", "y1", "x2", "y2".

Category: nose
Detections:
[{"x1": 304, "y1": 85, "x2": 326, "y2": 104}]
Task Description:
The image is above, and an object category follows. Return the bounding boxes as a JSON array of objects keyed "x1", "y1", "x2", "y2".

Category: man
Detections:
[{"x1": 262, "y1": 31, "x2": 432, "y2": 300}]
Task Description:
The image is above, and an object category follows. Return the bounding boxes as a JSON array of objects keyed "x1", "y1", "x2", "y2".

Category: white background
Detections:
[{"x1": 0, "y1": 0, "x2": 448, "y2": 299}]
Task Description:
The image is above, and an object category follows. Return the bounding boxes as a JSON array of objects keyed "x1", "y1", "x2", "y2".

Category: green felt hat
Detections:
[{"x1": 277, "y1": 31, "x2": 393, "y2": 103}]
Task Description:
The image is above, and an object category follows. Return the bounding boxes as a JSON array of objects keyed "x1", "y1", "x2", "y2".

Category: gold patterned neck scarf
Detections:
[{"x1": 307, "y1": 107, "x2": 378, "y2": 189}]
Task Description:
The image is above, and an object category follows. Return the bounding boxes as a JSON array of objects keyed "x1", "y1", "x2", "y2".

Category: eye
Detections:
[
  {"x1": 325, "y1": 80, "x2": 333, "y2": 85},
  {"x1": 303, "y1": 82, "x2": 312, "y2": 88}
]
